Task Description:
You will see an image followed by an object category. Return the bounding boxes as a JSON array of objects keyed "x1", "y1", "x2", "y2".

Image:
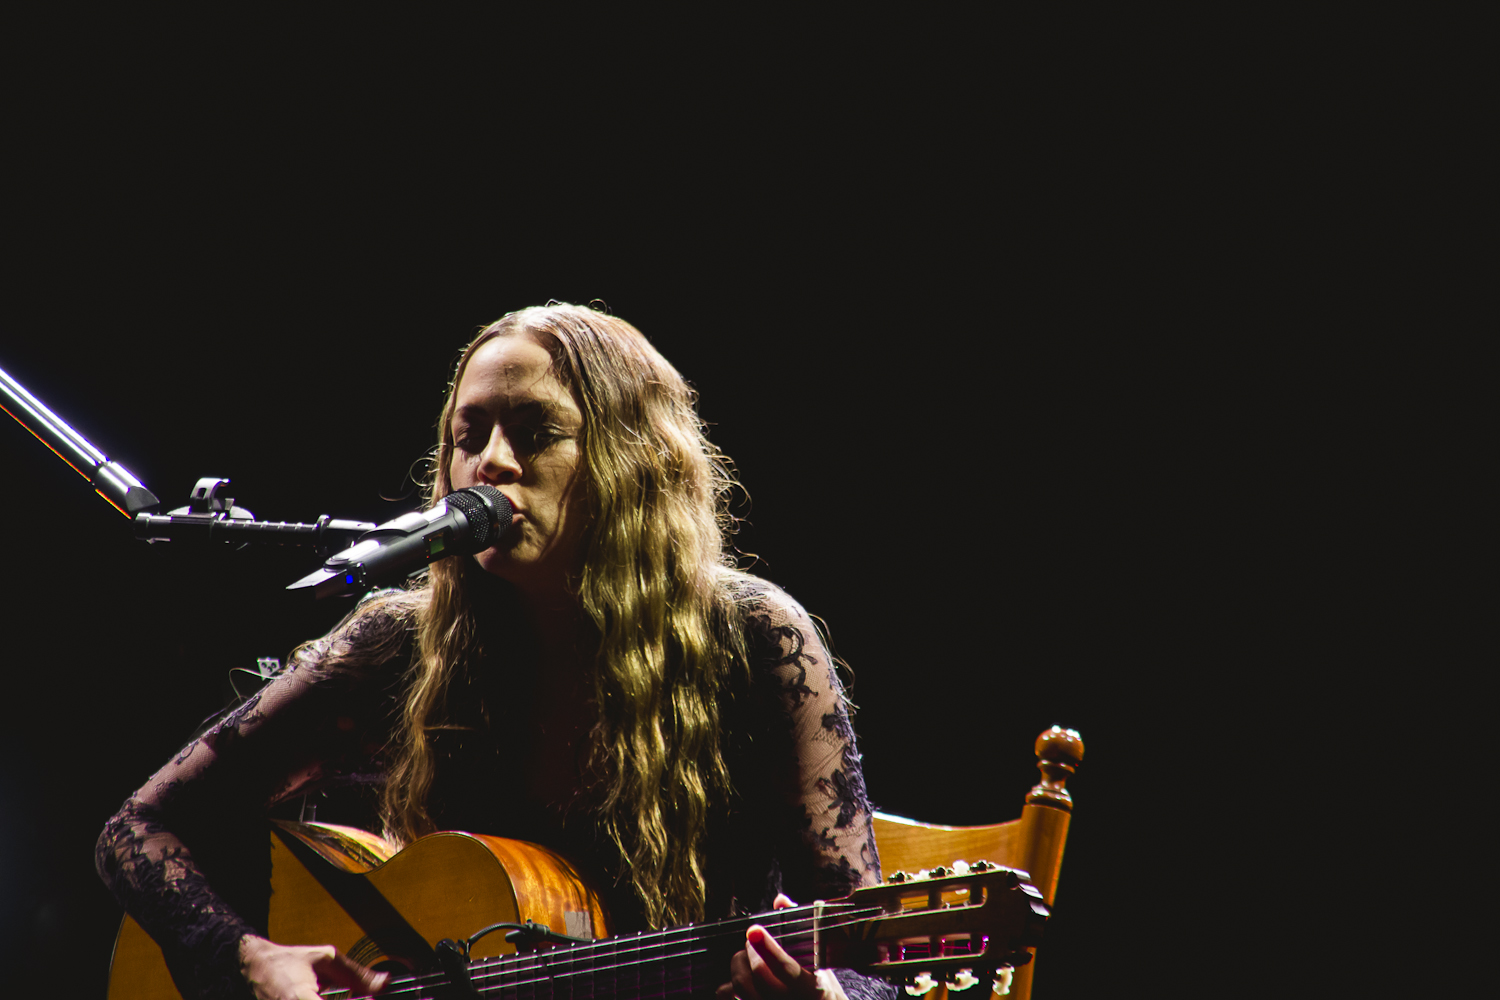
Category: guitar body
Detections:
[{"x1": 106, "y1": 821, "x2": 611, "y2": 1000}]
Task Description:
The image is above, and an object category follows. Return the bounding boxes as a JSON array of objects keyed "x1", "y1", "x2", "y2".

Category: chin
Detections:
[{"x1": 473, "y1": 547, "x2": 538, "y2": 581}]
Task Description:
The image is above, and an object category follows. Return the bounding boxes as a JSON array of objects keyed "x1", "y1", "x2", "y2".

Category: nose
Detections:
[{"x1": 476, "y1": 426, "x2": 522, "y2": 485}]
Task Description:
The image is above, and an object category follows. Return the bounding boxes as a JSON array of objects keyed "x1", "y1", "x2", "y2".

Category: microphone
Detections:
[{"x1": 287, "y1": 485, "x2": 513, "y2": 599}]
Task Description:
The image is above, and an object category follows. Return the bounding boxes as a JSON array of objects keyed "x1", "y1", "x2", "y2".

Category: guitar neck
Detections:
[{"x1": 350, "y1": 907, "x2": 833, "y2": 1000}]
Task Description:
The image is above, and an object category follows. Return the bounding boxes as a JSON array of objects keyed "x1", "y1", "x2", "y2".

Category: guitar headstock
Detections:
[{"x1": 828, "y1": 861, "x2": 1047, "y2": 991}]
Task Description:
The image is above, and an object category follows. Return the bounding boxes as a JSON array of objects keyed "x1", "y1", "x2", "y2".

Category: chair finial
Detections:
[{"x1": 1026, "y1": 725, "x2": 1084, "y2": 812}]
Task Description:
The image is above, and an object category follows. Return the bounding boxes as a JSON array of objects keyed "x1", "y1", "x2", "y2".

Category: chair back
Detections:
[{"x1": 872, "y1": 725, "x2": 1084, "y2": 1000}]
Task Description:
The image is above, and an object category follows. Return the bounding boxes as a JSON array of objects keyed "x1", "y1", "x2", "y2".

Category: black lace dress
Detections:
[{"x1": 96, "y1": 577, "x2": 892, "y2": 1000}]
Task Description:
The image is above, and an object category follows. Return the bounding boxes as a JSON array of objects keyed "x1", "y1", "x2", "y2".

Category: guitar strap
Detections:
[{"x1": 270, "y1": 825, "x2": 438, "y2": 967}]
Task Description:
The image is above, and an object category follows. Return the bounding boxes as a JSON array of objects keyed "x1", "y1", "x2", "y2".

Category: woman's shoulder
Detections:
[
  {"x1": 288, "y1": 586, "x2": 426, "y2": 676},
  {"x1": 716, "y1": 569, "x2": 832, "y2": 671},
  {"x1": 719, "y1": 569, "x2": 811, "y2": 627}
]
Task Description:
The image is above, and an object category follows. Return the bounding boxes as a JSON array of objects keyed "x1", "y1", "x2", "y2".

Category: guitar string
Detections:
[
  {"x1": 456, "y1": 901, "x2": 996, "y2": 994},
  {"x1": 470, "y1": 895, "x2": 994, "y2": 972},
  {"x1": 320, "y1": 912, "x2": 841, "y2": 1000},
  {"x1": 455, "y1": 898, "x2": 994, "y2": 988},
  {"x1": 461, "y1": 921, "x2": 818, "y2": 991},
  {"x1": 463, "y1": 908, "x2": 852, "y2": 975},
  {"x1": 319, "y1": 896, "x2": 1003, "y2": 999},
  {"x1": 336, "y1": 910, "x2": 848, "y2": 1000}
]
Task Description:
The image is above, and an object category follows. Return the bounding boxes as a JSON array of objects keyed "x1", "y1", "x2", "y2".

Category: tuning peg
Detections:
[
  {"x1": 992, "y1": 968, "x2": 1014, "y2": 997},
  {"x1": 945, "y1": 969, "x2": 980, "y2": 992},
  {"x1": 928, "y1": 865, "x2": 951, "y2": 878},
  {"x1": 887, "y1": 870, "x2": 915, "y2": 884},
  {"x1": 968, "y1": 860, "x2": 994, "y2": 872},
  {"x1": 904, "y1": 972, "x2": 937, "y2": 996}
]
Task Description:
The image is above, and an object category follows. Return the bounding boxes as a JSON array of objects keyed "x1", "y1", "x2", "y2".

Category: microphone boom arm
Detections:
[
  {"x1": 3, "y1": 361, "x2": 380, "y2": 558},
  {"x1": 1, "y1": 362, "x2": 160, "y2": 517}
]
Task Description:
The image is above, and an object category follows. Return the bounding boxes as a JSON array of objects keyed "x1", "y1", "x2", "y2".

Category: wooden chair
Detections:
[{"x1": 872, "y1": 725, "x2": 1084, "y2": 1000}]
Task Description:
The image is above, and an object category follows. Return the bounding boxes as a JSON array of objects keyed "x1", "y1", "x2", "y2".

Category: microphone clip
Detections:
[{"x1": 175, "y1": 476, "x2": 255, "y2": 519}]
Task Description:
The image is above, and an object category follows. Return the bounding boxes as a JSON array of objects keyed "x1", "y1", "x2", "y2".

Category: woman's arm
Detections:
[
  {"x1": 725, "y1": 581, "x2": 895, "y2": 1000},
  {"x1": 96, "y1": 599, "x2": 410, "y2": 999}
]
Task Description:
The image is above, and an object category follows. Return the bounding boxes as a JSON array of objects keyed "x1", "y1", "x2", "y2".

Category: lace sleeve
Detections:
[
  {"x1": 735, "y1": 582, "x2": 882, "y2": 899},
  {"x1": 730, "y1": 581, "x2": 897, "y2": 1000},
  {"x1": 94, "y1": 598, "x2": 412, "y2": 999}
]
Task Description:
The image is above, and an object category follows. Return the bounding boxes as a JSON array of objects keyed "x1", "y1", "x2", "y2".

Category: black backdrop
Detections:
[{"x1": 0, "y1": 12, "x2": 1357, "y2": 998}]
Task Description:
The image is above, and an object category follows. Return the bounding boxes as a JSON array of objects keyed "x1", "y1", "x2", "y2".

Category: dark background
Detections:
[{"x1": 0, "y1": 11, "x2": 1411, "y2": 999}]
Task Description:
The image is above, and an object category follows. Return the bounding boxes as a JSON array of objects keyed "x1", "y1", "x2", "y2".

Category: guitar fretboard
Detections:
[{"x1": 330, "y1": 904, "x2": 851, "y2": 1000}]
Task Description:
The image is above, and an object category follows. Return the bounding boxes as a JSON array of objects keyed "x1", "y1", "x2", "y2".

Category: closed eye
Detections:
[
  {"x1": 452, "y1": 401, "x2": 575, "y2": 458},
  {"x1": 452, "y1": 424, "x2": 488, "y2": 454},
  {"x1": 451, "y1": 420, "x2": 568, "y2": 457},
  {"x1": 509, "y1": 422, "x2": 567, "y2": 454}
]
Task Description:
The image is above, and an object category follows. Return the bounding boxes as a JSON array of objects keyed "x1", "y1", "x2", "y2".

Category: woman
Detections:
[{"x1": 98, "y1": 304, "x2": 885, "y2": 1000}]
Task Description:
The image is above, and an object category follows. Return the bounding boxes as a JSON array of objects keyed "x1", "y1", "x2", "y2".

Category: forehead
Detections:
[{"x1": 454, "y1": 333, "x2": 578, "y2": 416}]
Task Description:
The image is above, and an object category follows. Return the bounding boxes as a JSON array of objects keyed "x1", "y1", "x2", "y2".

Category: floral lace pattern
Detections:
[{"x1": 96, "y1": 578, "x2": 892, "y2": 1000}]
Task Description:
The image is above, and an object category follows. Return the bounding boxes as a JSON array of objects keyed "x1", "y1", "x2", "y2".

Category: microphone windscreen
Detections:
[{"x1": 445, "y1": 486, "x2": 514, "y2": 550}]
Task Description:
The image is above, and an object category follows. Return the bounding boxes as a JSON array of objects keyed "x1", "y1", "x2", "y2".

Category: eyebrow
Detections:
[{"x1": 453, "y1": 400, "x2": 567, "y2": 425}]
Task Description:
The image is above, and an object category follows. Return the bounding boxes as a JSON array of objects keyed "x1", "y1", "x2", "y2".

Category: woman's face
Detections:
[{"x1": 446, "y1": 331, "x2": 587, "y2": 591}]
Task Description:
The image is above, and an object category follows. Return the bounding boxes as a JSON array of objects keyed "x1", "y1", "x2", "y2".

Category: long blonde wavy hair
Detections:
[{"x1": 380, "y1": 303, "x2": 749, "y2": 928}]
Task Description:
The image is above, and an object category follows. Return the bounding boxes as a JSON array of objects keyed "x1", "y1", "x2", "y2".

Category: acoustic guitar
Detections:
[{"x1": 107, "y1": 820, "x2": 1047, "y2": 1000}]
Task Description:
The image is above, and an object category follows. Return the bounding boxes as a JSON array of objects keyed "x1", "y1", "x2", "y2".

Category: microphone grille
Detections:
[{"x1": 446, "y1": 485, "x2": 514, "y2": 550}]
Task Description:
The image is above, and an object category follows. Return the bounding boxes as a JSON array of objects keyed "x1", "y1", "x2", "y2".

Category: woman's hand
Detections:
[
  {"x1": 717, "y1": 895, "x2": 849, "y2": 1000},
  {"x1": 239, "y1": 934, "x2": 389, "y2": 1000}
]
